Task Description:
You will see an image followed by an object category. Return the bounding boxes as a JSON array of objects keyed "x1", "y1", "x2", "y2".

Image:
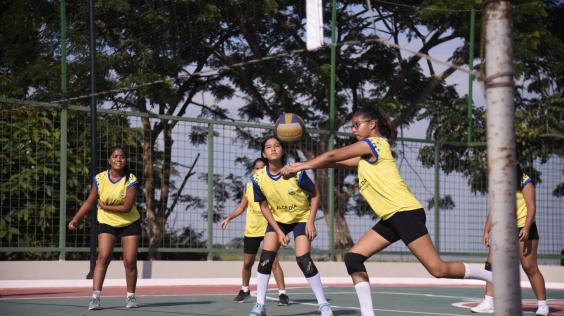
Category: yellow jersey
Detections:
[
  {"x1": 251, "y1": 166, "x2": 313, "y2": 224},
  {"x1": 357, "y1": 137, "x2": 423, "y2": 220},
  {"x1": 516, "y1": 173, "x2": 534, "y2": 228},
  {"x1": 95, "y1": 170, "x2": 140, "y2": 227},
  {"x1": 244, "y1": 182, "x2": 268, "y2": 237}
]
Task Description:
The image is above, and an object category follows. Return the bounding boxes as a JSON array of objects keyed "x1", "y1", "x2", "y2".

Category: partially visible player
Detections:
[
  {"x1": 248, "y1": 136, "x2": 333, "y2": 316},
  {"x1": 471, "y1": 165, "x2": 549, "y2": 315},
  {"x1": 219, "y1": 158, "x2": 289, "y2": 305},
  {"x1": 282, "y1": 106, "x2": 492, "y2": 316},
  {"x1": 68, "y1": 147, "x2": 140, "y2": 310}
]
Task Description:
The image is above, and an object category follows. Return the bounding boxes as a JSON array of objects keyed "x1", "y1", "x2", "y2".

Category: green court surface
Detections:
[{"x1": 1, "y1": 286, "x2": 563, "y2": 316}]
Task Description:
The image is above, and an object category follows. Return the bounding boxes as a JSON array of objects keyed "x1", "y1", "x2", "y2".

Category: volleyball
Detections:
[{"x1": 274, "y1": 113, "x2": 306, "y2": 142}]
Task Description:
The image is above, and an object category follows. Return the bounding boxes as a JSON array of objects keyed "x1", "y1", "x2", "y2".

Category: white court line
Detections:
[{"x1": 263, "y1": 293, "x2": 472, "y2": 316}]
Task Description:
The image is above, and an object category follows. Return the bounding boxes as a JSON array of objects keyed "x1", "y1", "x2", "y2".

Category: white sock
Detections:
[
  {"x1": 354, "y1": 282, "x2": 375, "y2": 316},
  {"x1": 484, "y1": 295, "x2": 494, "y2": 306},
  {"x1": 126, "y1": 292, "x2": 135, "y2": 298},
  {"x1": 256, "y1": 272, "x2": 270, "y2": 305},
  {"x1": 463, "y1": 263, "x2": 492, "y2": 282},
  {"x1": 241, "y1": 286, "x2": 250, "y2": 292},
  {"x1": 278, "y1": 289, "x2": 286, "y2": 295},
  {"x1": 92, "y1": 290, "x2": 101, "y2": 299},
  {"x1": 538, "y1": 300, "x2": 548, "y2": 308},
  {"x1": 306, "y1": 273, "x2": 328, "y2": 305}
]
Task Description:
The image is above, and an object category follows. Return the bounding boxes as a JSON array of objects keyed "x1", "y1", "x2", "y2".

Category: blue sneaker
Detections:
[
  {"x1": 319, "y1": 302, "x2": 333, "y2": 316},
  {"x1": 249, "y1": 303, "x2": 266, "y2": 316}
]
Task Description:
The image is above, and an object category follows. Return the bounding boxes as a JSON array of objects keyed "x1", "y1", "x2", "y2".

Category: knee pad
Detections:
[
  {"x1": 344, "y1": 252, "x2": 367, "y2": 275},
  {"x1": 296, "y1": 253, "x2": 319, "y2": 278},
  {"x1": 484, "y1": 261, "x2": 492, "y2": 272},
  {"x1": 257, "y1": 250, "x2": 277, "y2": 274}
]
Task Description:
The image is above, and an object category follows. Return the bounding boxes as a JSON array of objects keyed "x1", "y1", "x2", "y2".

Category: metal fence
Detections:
[{"x1": 1, "y1": 100, "x2": 563, "y2": 263}]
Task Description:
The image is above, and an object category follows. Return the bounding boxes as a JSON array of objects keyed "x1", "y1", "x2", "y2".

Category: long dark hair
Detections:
[
  {"x1": 251, "y1": 157, "x2": 267, "y2": 170},
  {"x1": 260, "y1": 136, "x2": 287, "y2": 165},
  {"x1": 108, "y1": 146, "x2": 130, "y2": 183},
  {"x1": 516, "y1": 164, "x2": 524, "y2": 191},
  {"x1": 353, "y1": 106, "x2": 397, "y2": 142}
]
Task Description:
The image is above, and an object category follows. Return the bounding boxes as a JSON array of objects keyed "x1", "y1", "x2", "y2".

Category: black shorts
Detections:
[
  {"x1": 265, "y1": 222, "x2": 306, "y2": 238},
  {"x1": 372, "y1": 209, "x2": 429, "y2": 245},
  {"x1": 243, "y1": 236, "x2": 264, "y2": 254},
  {"x1": 519, "y1": 222, "x2": 539, "y2": 240},
  {"x1": 98, "y1": 221, "x2": 141, "y2": 238}
]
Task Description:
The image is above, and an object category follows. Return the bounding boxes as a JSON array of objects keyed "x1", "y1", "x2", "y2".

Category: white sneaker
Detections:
[
  {"x1": 535, "y1": 305, "x2": 550, "y2": 316},
  {"x1": 319, "y1": 302, "x2": 333, "y2": 316},
  {"x1": 470, "y1": 300, "x2": 494, "y2": 313},
  {"x1": 249, "y1": 303, "x2": 266, "y2": 316}
]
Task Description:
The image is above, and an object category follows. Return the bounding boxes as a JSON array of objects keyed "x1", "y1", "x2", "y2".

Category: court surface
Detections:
[{"x1": 1, "y1": 283, "x2": 563, "y2": 316}]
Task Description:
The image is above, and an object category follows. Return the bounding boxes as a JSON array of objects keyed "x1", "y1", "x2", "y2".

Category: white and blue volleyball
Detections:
[{"x1": 274, "y1": 113, "x2": 306, "y2": 142}]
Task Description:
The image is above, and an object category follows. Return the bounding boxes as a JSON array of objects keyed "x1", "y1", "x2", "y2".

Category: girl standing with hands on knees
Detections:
[
  {"x1": 219, "y1": 158, "x2": 289, "y2": 305},
  {"x1": 68, "y1": 147, "x2": 141, "y2": 310},
  {"x1": 248, "y1": 136, "x2": 333, "y2": 316},
  {"x1": 282, "y1": 107, "x2": 492, "y2": 316}
]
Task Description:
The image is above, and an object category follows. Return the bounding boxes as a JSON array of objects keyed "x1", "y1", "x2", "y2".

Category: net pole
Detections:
[
  {"x1": 58, "y1": 0, "x2": 68, "y2": 261},
  {"x1": 87, "y1": 0, "x2": 98, "y2": 279},
  {"x1": 467, "y1": 8, "x2": 476, "y2": 144},
  {"x1": 327, "y1": 0, "x2": 337, "y2": 261},
  {"x1": 484, "y1": 1, "x2": 521, "y2": 314},
  {"x1": 207, "y1": 123, "x2": 214, "y2": 261}
]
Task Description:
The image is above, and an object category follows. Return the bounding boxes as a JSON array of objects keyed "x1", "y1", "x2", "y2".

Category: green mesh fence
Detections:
[{"x1": 1, "y1": 100, "x2": 563, "y2": 262}]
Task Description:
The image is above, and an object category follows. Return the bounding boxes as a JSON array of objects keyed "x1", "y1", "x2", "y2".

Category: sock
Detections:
[
  {"x1": 484, "y1": 295, "x2": 494, "y2": 306},
  {"x1": 354, "y1": 282, "x2": 375, "y2": 316},
  {"x1": 241, "y1": 286, "x2": 250, "y2": 293},
  {"x1": 463, "y1": 263, "x2": 492, "y2": 282},
  {"x1": 127, "y1": 292, "x2": 135, "y2": 298},
  {"x1": 278, "y1": 289, "x2": 286, "y2": 295},
  {"x1": 256, "y1": 272, "x2": 270, "y2": 305},
  {"x1": 92, "y1": 290, "x2": 101, "y2": 299},
  {"x1": 306, "y1": 273, "x2": 328, "y2": 305},
  {"x1": 538, "y1": 300, "x2": 548, "y2": 308}
]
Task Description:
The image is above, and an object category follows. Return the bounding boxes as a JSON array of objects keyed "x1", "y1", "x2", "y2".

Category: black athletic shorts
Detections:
[
  {"x1": 372, "y1": 209, "x2": 428, "y2": 245},
  {"x1": 266, "y1": 222, "x2": 306, "y2": 238},
  {"x1": 98, "y1": 220, "x2": 141, "y2": 238},
  {"x1": 519, "y1": 222, "x2": 539, "y2": 240},
  {"x1": 243, "y1": 236, "x2": 264, "y2": 254}
]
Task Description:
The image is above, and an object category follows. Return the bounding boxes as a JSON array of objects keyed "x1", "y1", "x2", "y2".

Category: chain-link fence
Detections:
[{"x1": 1, "y1": 100, "x2": 563, "y2": 263}]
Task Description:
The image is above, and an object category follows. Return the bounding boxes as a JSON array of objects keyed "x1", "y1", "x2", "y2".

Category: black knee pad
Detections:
[
  {"x1": 296, "y1": 253, "x2": 319, "y2": 278},
  {"x1": 344, "y1": 252, "x2": 367, "y2": 275},
  {"x1": 257, "y1": 250, "x2": 277, "y2": 274},
  {"x1": 484, "y1": 261, "x2": 492, "y2": 272}
]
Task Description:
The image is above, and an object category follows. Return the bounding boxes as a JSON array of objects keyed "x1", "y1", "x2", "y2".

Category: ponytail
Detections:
[{"x1": 353, "y1": 106, "x2": 397, "y2": 142}]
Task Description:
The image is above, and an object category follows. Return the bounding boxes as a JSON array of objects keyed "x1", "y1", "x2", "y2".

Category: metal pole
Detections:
[
  {"x1": 87, "y1": 0, "x2": 98, "y2": 279},
  {"x1": 327, "y1": 0, "x2": 337, "y2": 261},
  {"x1": 467, "y1": 8, "x2": 476, "y2": 144},
  {"x1": 58, "y1": 0, "x2": 68, "y2": 261},
  {"x1": 433, "y1": 142, "x2": 440, "y2": 252},
  {"x1": 484, "y1": 1, "x2": 520, "y2": 315},
  {"x1": 207, "y1": 123, "x2": 214, "y2": 261}
]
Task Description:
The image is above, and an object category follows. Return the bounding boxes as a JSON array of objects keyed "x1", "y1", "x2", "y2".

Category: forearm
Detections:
[
  {"x1": 72, "y1": 203, "x2": 94, "y2": 221},
  {"x1": 100, "y1": 204, "x2": 133, "y2": 213},
  {"x1": 524, "y1": 208, "x2": 536, "y2": 230},
  {"x1": 308, "y1": 196, "x2": 320, "y2": 222},
  {"x1": 226, "y1": 206, "x2": 245, "y2": 220},
  {"x1": 260, "y1": 202, "x2": 282, "y2": 234}
]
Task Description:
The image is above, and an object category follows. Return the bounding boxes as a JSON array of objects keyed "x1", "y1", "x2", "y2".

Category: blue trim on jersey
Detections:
[
  {"x1": 107, "y1": 170, "x2": 124, "y2": 184},
  {"x1": 360, "y1": 138, "x2": 379, "y2": 163},
  {"x1": 93, "y1": 176, "x2": 98, "y2": 189},
  {"x1": 297, "y1": 171, "x2": 315, "y2": 193},
  {"x1": 266, "y1": 166, "x2": 282, "y2": 181},
  {"x1": 521, "y1": 178, "x2": 534, "y2": 190},
  {"x1": 127, "y1": 180, "x2": 138, "y2": 189},
  {"x1": 250, "y1": 176, "x2": 266, "y2": 202}
]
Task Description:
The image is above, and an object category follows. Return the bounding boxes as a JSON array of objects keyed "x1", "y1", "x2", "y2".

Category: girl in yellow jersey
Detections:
[
  {"x1": 68, "y1": 147, "x2": 140, "y2": 310},
  {"x1": 282, "y1": 106, "x2": 492, "y2": 316},
  {"x1": 248, "y1": 136, "x2": 333, "y2": 316},
  {"x1": 219, "y1": 158, "x2": 289, "y2": 305},
  {"x1": 471, "y1": 165, "x2": 549, "y2": 315}
]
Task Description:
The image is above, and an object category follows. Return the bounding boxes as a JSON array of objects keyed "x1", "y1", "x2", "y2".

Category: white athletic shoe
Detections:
[
  {"x1": 470, "y1": 300, "x2": 494, "y2": 314},
  {"x1": 319, "y1": 302, "x2": 333, "y2": 316},
  {"x1": 535, "y1": 305, "x2": 550, "y2": 316},
  {"x1": 249, "y1": 303, "x2": 266, "y2": 316}
]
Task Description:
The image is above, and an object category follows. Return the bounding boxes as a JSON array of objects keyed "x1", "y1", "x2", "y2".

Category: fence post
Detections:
[
  {"x1": 207, "y1": 123, "x2": 214, "y2": 261},
  {"x1": 434, "y1": 142, "x2": 440, "y2": 253},
  {"x1": 58, "y1": 0, "x2": 68, "y2": 261}
]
